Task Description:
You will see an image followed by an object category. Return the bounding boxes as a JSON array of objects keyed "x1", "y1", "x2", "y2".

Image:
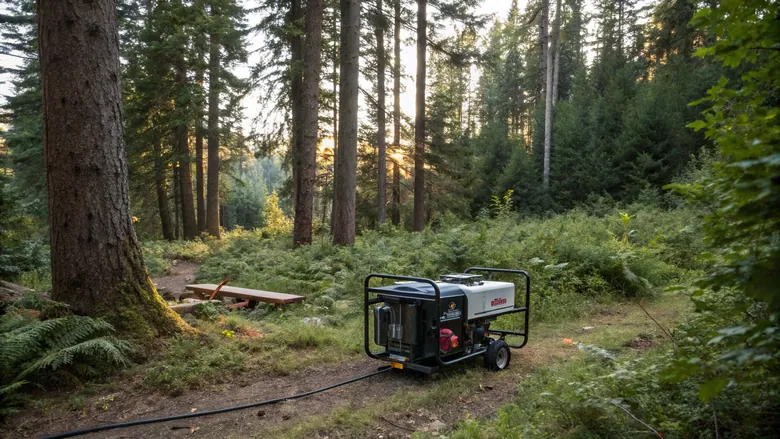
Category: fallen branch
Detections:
[
  {"x1": 636, "y1": 299, "x2": 678, "y2": 348},
  {"x1": 606, "y1": 399, "x2": 663, "y2": 438},
  {"x1": 380, "y1": 415, "x2": 415, "y2": 432}
]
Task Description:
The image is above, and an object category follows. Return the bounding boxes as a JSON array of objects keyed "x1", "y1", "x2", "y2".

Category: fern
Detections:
[
  {"x1": 19, "y1": 336, "x2": 132, "y2": 380},
  {"x1": 0, "y1": 381, "x2": 27, "y2": 419},
  {"x1": 0, "y1": 307, "x2": 133, "y2": 419}
]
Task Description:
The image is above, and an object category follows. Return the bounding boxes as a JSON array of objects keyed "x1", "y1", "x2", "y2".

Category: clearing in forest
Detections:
[{"x1": 6, "y1": 291, "x2": 688, "y2": 439}]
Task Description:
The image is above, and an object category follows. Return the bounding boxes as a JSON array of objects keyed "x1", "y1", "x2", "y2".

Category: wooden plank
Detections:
[
  {"x1": 226, "y1": 300, "x2": 250, "y2": 310},
  {"x1": 186, "y1": 284, "x2": 305, "y2": 305},
  {"x1": 169, "y1": 299, "x2": 221, "y2": 315}
]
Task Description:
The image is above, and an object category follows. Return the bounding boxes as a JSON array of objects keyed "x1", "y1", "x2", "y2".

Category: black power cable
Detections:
[{"x1": 42, "y1": 366, "x2": 393, "y2": 439}]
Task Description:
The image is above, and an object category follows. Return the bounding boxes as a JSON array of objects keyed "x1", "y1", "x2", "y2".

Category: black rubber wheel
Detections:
[{"x1": 484, "y1": 339, "x2": 511, "y2": 371}]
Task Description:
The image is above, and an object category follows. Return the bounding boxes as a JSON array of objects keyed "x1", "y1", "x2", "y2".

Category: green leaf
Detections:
[
  {"x1": 687, "y1": 120, "x2": 708, "y2": 131},
  {"x1": 699, "y1": 377, "x2": 729, "y2": 401}
]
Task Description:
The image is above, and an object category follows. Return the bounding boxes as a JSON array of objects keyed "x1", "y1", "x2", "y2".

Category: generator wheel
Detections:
[{"x1": 485, "y1": 339, "x2": 511, "y2": 371}]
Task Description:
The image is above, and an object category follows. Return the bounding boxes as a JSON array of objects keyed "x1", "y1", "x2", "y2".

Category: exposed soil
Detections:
[
  {"x1": 7, "y1": 360, "x2": 416, "y2": 439},
  {"x1": 152, "y1": 262, "x2": 199, "y2": 301},
  {"x1": 2, "y1": 299, "x2": 686, "y2": 439}
]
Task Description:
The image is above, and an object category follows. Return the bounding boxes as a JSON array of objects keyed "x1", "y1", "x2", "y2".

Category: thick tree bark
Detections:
[
  {"x1": 174, "y1": 61, "x2": 198, "y2": 240},
  {"x1": 206, "y1": 7, "x2": 221, "y2": 238},
  {"x1": 375, "y1": 0, "x2": 387, "y2": 224},
  {"x1": 391, "y1": 0, "x2": 401, "y2": 226},
  {"x1": 154, "y1": 139, "x2": 174, "y2": 240},
  {"x1": 413, "y1": 0, "x2": 426, "y2": 232},
  {"x1": 552, "y1": 0, "x2": 562, "y2": 104},
  {"x1": 173, "y1": 163, "x2": 181, "y2": 239},
  {"x1": 39, "y1": 0, "x2": 187, "y2": 337},
  {"x1": 289, "y1": 0, "x2": 304, "y2": 209},
  {"x1": 538, "y1": 0, "x2": 549, "y2": 102},
  {"x1": 330, "y1": 5, "x2": 339, "y2": 233},
  {"x1": 332, "y1": 0, "x2": 360, "y2": 245},
  {"x1": 195, "y1": 61, "x2": 206, "y2": 233},
  {"x1": 542, "y1": 0, "x2": 554, "y2": 190},
  {"x1": 294, "y1": 0, "x2": 324, "y2": 247}
]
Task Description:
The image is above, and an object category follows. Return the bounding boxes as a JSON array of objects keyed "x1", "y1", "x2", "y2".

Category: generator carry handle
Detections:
[{"x1": 464, "y1": 267, "x2": 531, "y2": 349}]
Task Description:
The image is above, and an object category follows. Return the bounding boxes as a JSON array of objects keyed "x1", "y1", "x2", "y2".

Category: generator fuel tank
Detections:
[{"x1": 458, "y1": 281, "x2": 515, "y2": 320}]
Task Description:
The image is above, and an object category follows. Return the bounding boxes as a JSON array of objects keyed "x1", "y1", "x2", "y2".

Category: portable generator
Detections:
[{"x1": 364, "y1": 267, "x2": 530, "y2": 373}]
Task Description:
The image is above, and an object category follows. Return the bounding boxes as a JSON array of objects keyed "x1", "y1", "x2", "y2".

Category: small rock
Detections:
[
  {"x1": 334, "y1": 300, "x2": 355, "y2": 310},
  {"x1": 172, "y1": 259, "x2": 179, "y2": 266},
  {"x1": 583, "y1": 326, "x2": 594, "y2": 330},
  {"x1": 429, "y1": 420, "x2": 446, "y2": 432},
  {"x1": 256, "y1": 410, "x2": 265, "y2": 417},
  {"x1": 303, "y1": 317, "x2": 323, "y2": 326}
]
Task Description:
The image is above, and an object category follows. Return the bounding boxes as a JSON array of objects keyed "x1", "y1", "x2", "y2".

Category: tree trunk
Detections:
[
  {"x1": 375, "y1": 0, "x2": 387, "y2": 224},
  {"x1": 332, "y1": 0, "x2": 360, "y2": 245},
  {"x1": 542, "y1": 0, "x2": 554, "y2": 190},
  {"x1": 174, "y1": 60, "x2": 198, "y2": 240},
  {"x1": 294, "y1": 0, "x2": 324, "y2": 247},
  {"x1": 391, "y1": 0, "x2": 401, "y2": 226},
  {"x1": 173, "y1": 163, "x2": 181, "y2": 239},
  {"x1": 154, "y1": 139, "x2": 174, "y2": 240},
  {"x1": 195, "y1": 61, "x2": 206, "y2": 233},
  {"x1": 206, "y1": 6, "x2": 221, "y2": 238},
  {"x1": 538, "y1": 0, "x2": 549, "y2": 102},
  {"x1": 552, "y1": 0, "x2": 562, "y2": 105},
  {"x1": 39, "y1": 0, "x2": 187, "y2": 337},
  {"x1": 413, "y1": 0, "x2": 426, "y2": 232},
  {"x1": 289, "y1": 0, "x2": 304, "y2": 210},
  {"x1": 330, "y1": 8, "x2": 339, "y2": 233}
]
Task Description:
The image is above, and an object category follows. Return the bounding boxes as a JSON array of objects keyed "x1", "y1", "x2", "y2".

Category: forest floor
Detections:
[
  {"x1": 152, "y1": 261, "x2": 199, "y2": 301},
  {"x1": 4, "y1": 291, "x2": 689, "y2": 439}
]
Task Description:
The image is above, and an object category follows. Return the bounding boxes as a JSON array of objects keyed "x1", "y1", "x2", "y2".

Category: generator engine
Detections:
[{"x1": 364, "y1": 268, "x2": 530, "y2": 373}]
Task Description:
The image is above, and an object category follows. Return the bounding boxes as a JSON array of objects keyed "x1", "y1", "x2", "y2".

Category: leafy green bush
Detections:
[{"x1": 0, "y1": 176, "x2": 49, "y2": 283}]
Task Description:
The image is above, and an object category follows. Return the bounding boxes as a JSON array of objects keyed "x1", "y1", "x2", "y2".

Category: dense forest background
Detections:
[{"x1": 1, "y1": 0, "x2": 723, "y2": 246}]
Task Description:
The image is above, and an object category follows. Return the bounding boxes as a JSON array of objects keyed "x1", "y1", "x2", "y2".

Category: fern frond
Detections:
[
  {"x1": 47, "y1": 316, "x2": 115, "y2": 351},
  {"x1": 0, "y1": 312, "x2": 33, "y2": 333},
  {"x1": 0, "y1": 381, "x2": 27, "y2": 395},
  {"x1": 0, "y1": 381, "x2": 28, "y2": 421},
  {"x1": 17, "y1": 336, "x2": 132, "y2": 380}
]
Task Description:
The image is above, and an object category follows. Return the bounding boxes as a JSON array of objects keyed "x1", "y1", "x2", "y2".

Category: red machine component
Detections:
[{"x1": 439, "y1": 328, "x2": 459, "y2": 352}]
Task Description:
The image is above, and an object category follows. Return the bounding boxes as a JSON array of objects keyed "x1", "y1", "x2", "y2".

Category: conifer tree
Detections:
[
  {"x1": 332, "y1": 0, "x2": 360, "y2": 245},
  {"x1": 412, "y1": 0, "x2": 426, "y2": 232},
  {"x1": 38, "y1": 0, "x2": 188, "y2": 336},
  {"x1": 293, "y1": 0, "x2": 324, "y2": 246}
]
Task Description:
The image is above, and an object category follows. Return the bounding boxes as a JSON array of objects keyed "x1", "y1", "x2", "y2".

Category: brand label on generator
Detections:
[
  {"x1": 491, "y1": 297, "x2": 507, "y2": 307},
  {"x1": 441, "y1": 303, "x2": 462, "y2": 321}
]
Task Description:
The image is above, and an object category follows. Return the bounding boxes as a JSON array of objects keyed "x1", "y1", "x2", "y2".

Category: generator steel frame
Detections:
[{"x1": 363, "y1": 267, "x2": 531, "y2": 374}]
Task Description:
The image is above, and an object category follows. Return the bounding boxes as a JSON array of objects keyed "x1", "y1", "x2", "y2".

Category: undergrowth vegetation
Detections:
[
  {"x1": 132, "y1": 202, "x2": 703, "y2": 395},
  {"x1": 0, "y1": 296, "x2": 132, "y2": 420},
  {"x1": 146, "y1": 202, "x2": 702, "y2": 323}
]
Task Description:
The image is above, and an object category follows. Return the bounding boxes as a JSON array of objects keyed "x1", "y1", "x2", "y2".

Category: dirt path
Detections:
[
  {"x1": 4, "y1": 296, "x2": 688, "y2": 439},
  {"x1": 152, "y1": 261, "x2": 199, "y2": 301}
]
